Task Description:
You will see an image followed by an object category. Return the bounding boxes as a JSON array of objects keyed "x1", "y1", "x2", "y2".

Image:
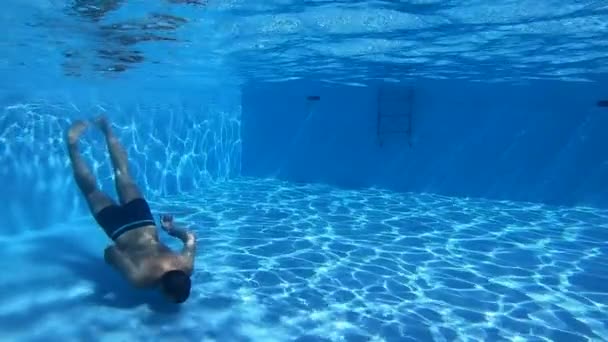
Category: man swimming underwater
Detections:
[{"x1": 66, "y1": 116, "x2": 196, "y2": 303}]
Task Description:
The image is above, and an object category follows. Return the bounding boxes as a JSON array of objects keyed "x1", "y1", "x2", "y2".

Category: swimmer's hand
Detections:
[
  {"x1": 160, "y1": 214, "x2": 175, "y2": 232},
  {"x1": 160, "y1": 214, "x2": 196, "y2": 252}
]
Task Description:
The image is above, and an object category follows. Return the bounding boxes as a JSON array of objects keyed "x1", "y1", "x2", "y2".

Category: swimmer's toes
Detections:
[
  {"x1": 93, "y1": 115, "x2": 111, "y2": 134},
  {"x1": 67, "y1": 120, "x2": 88, "y2": 144}
]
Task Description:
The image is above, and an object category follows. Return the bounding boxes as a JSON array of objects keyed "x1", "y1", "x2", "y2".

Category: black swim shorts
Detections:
[{"x1": 94, "y1": 198, "x2": 156, "y2": 240}]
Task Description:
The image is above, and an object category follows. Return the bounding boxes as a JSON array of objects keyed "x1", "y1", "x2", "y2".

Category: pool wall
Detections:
[
  {"x1": 0, "y1": 84, "x2": 241, "y2": 234},
  {"x1": 242, "y1": 79, "x2": 608, "y2": 208}
]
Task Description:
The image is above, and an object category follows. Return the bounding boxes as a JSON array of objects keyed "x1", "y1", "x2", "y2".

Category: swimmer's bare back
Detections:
[{"x1": 104, "y1": 215, "x2": 196, "y2": 288}]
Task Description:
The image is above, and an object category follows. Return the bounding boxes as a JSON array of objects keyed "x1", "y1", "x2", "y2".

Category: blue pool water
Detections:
[
  {"x1": 1, "y1": 0, "x2": 608, "y2": 341},
  {"x1": 1, "y1": 178, "x2": 606, "y2": 341}
]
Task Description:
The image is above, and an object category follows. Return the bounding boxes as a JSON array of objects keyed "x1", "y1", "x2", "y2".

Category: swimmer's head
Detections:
[{"x1": 160, "y1": 270, "x2": 191, "y2": 303}]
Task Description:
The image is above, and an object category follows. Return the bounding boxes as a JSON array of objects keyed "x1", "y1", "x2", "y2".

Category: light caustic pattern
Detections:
[
  {"x1": 0, "y1": 178, "x2": 606, "y2": 341},
  {"x1": 152, "y1": 179, "x2": 608, "y2": 342},
  {"x1": 0, "y1": 100, "x2": 241, "y2": 231}
]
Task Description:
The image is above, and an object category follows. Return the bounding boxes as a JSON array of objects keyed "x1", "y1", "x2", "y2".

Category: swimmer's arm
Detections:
[
  {"x1": 166, "y1": 224, "x2": 191, "y2": 242},
  {"x1": 181, "y1": 230, "x2": 197, "y2": 274},
  {"x1": 161, "y1": 215, "x2": 193, "y2": 244},
  {"x1": 168, "y1": 225, "x2": 196, "y2": 252},
  {"x1": 167, "y1": 226, "x2": 197, "y2": 272},
  {"x1": 160, "y1": 214, "x2": 196, "y2": 270},
  {"x1": 160, "y1": 215, "x2": 195, "y2": 248}
]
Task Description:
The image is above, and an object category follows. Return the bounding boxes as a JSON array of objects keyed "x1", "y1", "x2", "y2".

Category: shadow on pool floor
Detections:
[{"x1": 0, "y1": 229, "x2": 242, "y2": 340}]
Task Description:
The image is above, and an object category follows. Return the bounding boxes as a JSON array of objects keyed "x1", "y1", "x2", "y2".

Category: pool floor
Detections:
[{"x1": 0, "y1": 178, "x2": 607, "y2": 341}]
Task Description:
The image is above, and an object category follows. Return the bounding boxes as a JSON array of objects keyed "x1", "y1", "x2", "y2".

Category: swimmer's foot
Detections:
[
  {"x1": 67, "y1": 120, "x2": 88, "y2": 145},
  {"x1": 94, "y1": 115, "x2": 112, "y2": 136}
]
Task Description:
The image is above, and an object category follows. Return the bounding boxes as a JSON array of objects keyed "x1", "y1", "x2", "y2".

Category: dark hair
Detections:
[{"x1": 160, "y1": 270, "x2": 191, "y2": 303}]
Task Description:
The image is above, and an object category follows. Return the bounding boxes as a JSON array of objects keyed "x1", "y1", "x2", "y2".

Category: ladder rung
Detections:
[
  {"x1": 379, "y1": 130, "x2": 409, "y2": 134},
  {"x1": 378, "y1": 98, "x2": 408, "y2": 103},
  {"x1": 379, "y1": 114, "x2": 408, "y2": 118}
]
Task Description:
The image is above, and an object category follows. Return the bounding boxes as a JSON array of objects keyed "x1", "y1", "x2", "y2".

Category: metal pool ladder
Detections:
[{"x1": 376, "y1": 85, "x2": 414, "y2": 147}]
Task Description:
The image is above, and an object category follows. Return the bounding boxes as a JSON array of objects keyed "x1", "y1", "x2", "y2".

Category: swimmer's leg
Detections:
[
  {"x1": 94, "y1": 115, "x2": 143, "y2": 204},
  {"x1": 67, "y1": 120, "x2": 116, "y2": 214}
]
